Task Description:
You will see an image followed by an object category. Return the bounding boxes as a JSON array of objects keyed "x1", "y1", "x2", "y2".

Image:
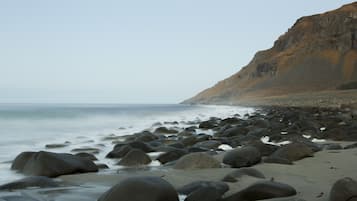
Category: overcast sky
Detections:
[{"x1": 0, "y1": 0, "x2": 354, "y2": 103}]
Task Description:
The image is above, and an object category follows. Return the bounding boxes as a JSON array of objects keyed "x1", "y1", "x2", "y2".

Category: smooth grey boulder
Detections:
[
  {"x1": 177, "y1": 181, "x2": 229, "y2": 195},
  {"x1": 174, "y1": 153, "x2": 221, "y2": 169},
  {"x1": 224, "y1": 181, "x2": 297, "y2": 201},
  {"x1": 117, "y1": 149, "x2": 152, "y2": 166},
  {"x1": 223, "y1": 146, "x2": 261, "y2": 168},
  {"x1": 98, "y1": 176, "x2": 179, "y2": 201},
  {"x1": 11, "y1": 151, "x2": 98, "y2": 177},
  {"x1": 222, "y1": 168, "x2": 265, "y2": 182},
  {"x1": 329, "y1": 177, "x2": 357, "y2": 201}
]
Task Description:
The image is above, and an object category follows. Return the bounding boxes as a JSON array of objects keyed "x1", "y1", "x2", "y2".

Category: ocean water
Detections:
[{"x1": 0, "y1": 103, "x2": 253, "y2": 184}]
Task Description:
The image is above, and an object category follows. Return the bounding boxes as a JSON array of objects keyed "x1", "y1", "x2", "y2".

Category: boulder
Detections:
[
  {"x1": 114, "y1": 141, "x2": 154, "y2": 153},
  {"x1": 106, "y1": 145, "x2": 132, "y2": 158},
  {"x1": 185, "y1": 186, "x2": 223, "y2": 201},
  {"x1": 270, "y1": 143, "x2": 314, "y2": 161},
  {"x1": 155, "y1": 127, "x2": 178, "y2": 134},
  {"x1": 75, "y1": 152, "x2": 98, "y2": 161},
  {"x1": 11, "y1": 151, "x2": 98, "y2": 177},
  {"x1": 98, "y1": 176, "x2": 179, "y2": 201},
  {"x1": 118, "y1": 149, "x2": 152, "y2": 166},
  {"x1": 224, "y1": 181, "x2": 296, "y2": 201},
  {"x1": 223, "y1": 146, "x2": 261, "y2": 168},
  {"x1": 157, "y1": 149, "x2": 188, "y2": 164},
  {"x1": 0, "y1": 176, "x2": 60, "y2": 190},
  {"x1": 177, "y1": 181, "x2": 229, "y2": 195},
  {"x1": 329, "y1": 177, "x2": 357, "y2": 201},
  {"x1": 174, "y1": 153, "x2": 221, "y2": 169}
]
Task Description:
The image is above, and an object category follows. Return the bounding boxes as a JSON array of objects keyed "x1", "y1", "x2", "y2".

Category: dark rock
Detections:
[
  {"x1": 271, "y1": 143, "x2": 314, "y2": 161},
  {"x1": 168, "y1": 142, "x2": 185, "y2": 149},
  {"x1": 157, "y1": 149, "x2": 188, "y2": 164},
  {"x1": 324, "y1": 143, "x2": 343, "y2": 150},
  {"x1": 174, "y1": 153, "x2": 221, "y2": 169},
  {"x1": 193, "y1": 140, "x2": 222, "y2": 150},
  {"x1": 188, "y1": 147, "x2": 210, "y2": 153},
  {"x1": 45, "y1": 143, "x2": 69, "y2": 149},
  {"x1": 106, "y1": 145, "x2": 132, "y2": 158},
  {"x1": 71, "y1": 147, "x2": 100, "y2": 154},
  {"x1": 118, "y1": 149, "x2": 152, "y2": 166},
  {"x1": 329, "y1": 177, "x2": 357, "y2": 201},
  {"x1": 223, "y1": 146, "x2": 261, "y2": 168},
  {"x1": 224, "y1": 181, "x2": 297, "y2": 201},
  {"x1": 181, "y1": 136, "x2": 198, "y2": 146},
  {"x1": 0, "y1": 176, "x2": 60, "y2": 190},
  {"x1": 98, "y1": 176, "x2": 179, "y2": 201},
  {"x1": 135, "y1": 132, "x2": 159, "y2": 142},
  {"x1": 177, "y1": 181, "x2": 229, "y2": 195},
  {"x1": 114, "y1": 141, "x2": 154, "y2": 153},
  {"x1": 344, "y1": 143, "x2": 357, "y2": 149},
  {"x1": 155, "y1": 127, "x2": 178, "y2": 134},
  {"x1": 75, "y1": 152, "x2": 98, "y2": 161},
  {"x1": 185, "y1": 186, "x2": 223, "y2": 201},
  {"x1": 11, "y1": 151, "x2": 98, "y2": 177},
  {"x1": 245, "y1": 140, "x2": 279, "y2": 156},
  {"x1": 222, "y1": 168, "x2": 265, "y2": 182},
  {"x1": 219, "y1": 126, "x2": 249, "y2": 137},
  {"x1": 199, "y1": 120, "x2": 218, "y2": 129}
]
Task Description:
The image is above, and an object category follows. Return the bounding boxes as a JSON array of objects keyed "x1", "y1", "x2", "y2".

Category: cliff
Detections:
[{"x1": 183, "y1": 2, "x2": 357, "y2": 105}]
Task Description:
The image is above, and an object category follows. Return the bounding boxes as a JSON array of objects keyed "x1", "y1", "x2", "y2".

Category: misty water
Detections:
[{"x1": 0, "y1": 103, "x2": 253, "y2": 184}]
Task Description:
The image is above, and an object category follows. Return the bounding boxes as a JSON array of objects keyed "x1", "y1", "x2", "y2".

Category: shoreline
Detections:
[{"x1": 0, "y1": 106, "x2": 357, "y2": 201}]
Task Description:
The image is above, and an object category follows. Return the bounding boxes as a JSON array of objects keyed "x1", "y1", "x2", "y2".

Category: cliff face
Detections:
[{"x1": 184, "y1": 2, "x2": 357, "y2": 104}]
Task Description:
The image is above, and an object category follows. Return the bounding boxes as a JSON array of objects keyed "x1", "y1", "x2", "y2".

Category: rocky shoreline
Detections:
[{"x1": 1, "y1": 106, "x2": 357, "y2": 201}]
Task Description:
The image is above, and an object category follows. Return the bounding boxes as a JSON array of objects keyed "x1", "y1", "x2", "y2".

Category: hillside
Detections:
[{"x1": 183, "y1": 2, "x2": 357, "y2": 106}]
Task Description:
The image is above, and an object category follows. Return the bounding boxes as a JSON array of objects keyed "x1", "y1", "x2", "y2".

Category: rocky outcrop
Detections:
[{"x1": 183, "y1": 2, "x2": 357, "y2": 105}]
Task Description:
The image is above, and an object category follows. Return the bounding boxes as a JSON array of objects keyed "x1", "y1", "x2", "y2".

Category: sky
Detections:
[{"x1": 0, "y1": 0, "x2": 355, "y2": 104}]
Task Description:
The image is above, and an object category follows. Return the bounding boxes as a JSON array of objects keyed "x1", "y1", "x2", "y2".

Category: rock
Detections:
[
  {"x1": 324, "y1": 143, "x2": 343, "y2": 150},
  {"x1": 71, "y1": 147, "x2": 101, "y2": 154},
  {"x1": 270, "y1": 143, "x2": 314, "y2": 161},
  {"x1": 246, "y1": 140, "x2": 278, "y2": 156},
  {"x1": 219, "y1": 126, "x2": 249, "y2": 137},
  {"x1": 174, "y1": 153, "x2": 221, "y2": 169},
  {"x1": 344, "y1": 143, "x2": 357, "y2": 149},
  {"x1": 118, "y1": 149, "x2": 152, "y2": 166},
  {"x1": 188, "y1": 147, "x2": 210, "y2": 153},
  {"x1": 45, "y1": 143, "x2": 69, "y2": 149},
  {"x1": 75, "y1": 152, "x2": 98, "y2": 161},
  {"x1": 222, "y1": 168, "x2": 265, "y2": 182},
  {"x1": 193, "y1": 140, "x2": 222, "y2": 150},
  {"x1": 223, "y1": 146, "x2": 261, "y2": 168},
  {"x1": 168, "y1": 142, "x2": 185, "y2": 149},
  {"x1": 106, "y1": 145, "x2": 132, "y2": 158},
  {"x1": 181, "y1": 136, "x2": 198, "y2": 146},
  {"x1": 0, "y1": 176, "x2": 60, "y2": 190},
  {"x1": 114, "y1": 141, "x2": 154, "y2": 153},
  {"x1": 185, "y1": 186, "x2": 223, "y2": 201},
  {"x1": 135, "y1": 132, "x2": 159, "y2": 142},
  {"x1": 98, "y1": 176, "x2": 179, "y2": 201},
  {"x1": 224, "y1": 181, "x2": 297, "y2": 201},
  {"x1": 11, "y1": 151, "x2": 98, "y2": 177},
  {"x1": 155, "y1": 127, "x2": 178, "y2": 134},
  {"x1": 157, "y1": 149, "x2": 188, "y2": 164},
  {"x1": 177, "y1": 181, "x2": 229, "y2": 195},
  {"x1": 329, "y1": 177, "x2": 357, "y2": 201},
  {"x1": 199, "y1": 120, "x2": 218, "y2": 129}
]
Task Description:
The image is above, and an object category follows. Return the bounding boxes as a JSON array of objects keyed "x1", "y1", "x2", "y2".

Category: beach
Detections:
[{"x1": 0, "y1": 105, "x2": 357, "y2": 201}]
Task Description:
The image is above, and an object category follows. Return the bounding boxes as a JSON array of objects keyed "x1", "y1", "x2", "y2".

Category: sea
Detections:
[{"x1": 0, "y1": 103, "x2": 253, "y2": 184}]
